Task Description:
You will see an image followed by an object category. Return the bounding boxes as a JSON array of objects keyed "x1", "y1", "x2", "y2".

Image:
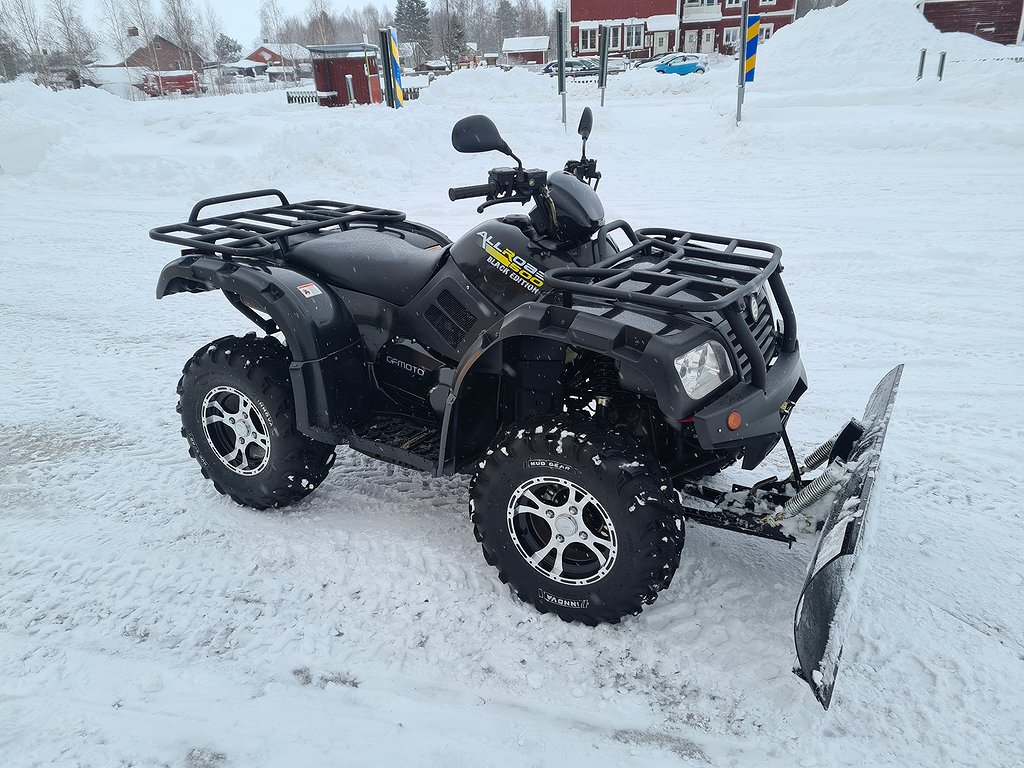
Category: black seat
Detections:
[{"x1": 287, "y1": 229, "x2": 444, "y2": 305}]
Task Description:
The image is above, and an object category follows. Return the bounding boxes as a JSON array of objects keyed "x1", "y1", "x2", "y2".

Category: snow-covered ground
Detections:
[{"x1": 2, "y1": 2, "x2": 1023, "y2": 766}]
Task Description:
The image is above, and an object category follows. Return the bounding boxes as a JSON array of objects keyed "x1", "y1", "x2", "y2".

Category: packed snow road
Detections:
[{"x1": 2, "y1": 11, "x2": 1024, "y2": 768}]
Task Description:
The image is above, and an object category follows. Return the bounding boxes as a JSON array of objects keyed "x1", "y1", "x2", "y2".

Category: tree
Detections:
[
  {"x1": 432, "y1": 0, "x2": 465, "y2": 70},
  {"x1": 306, "y1": 0, "x2": 334, "y2": 45},
  {"x1": 213, "y1": 33, "x2": 241, "y2": 63},
  {"x1": 259, "y1": 0, "x2": 285, "y2": 43},
  {"x1": 5, "y1": 0, "x2": 48, "y2": 80},
  {"x1": 494, "y1": 0, "x2": 517, "y2": 43},
  {"x1": 47, "y1": 0, "x2": 96, "y2": 80},
  {"x1": 0, "y1": 16, "x2": 27, "y2": 81},
  {"x1": 395, "y1": 0, "x2": 429, "y2": 45},
  {"x1": 97, "y1": 0, "x2": 141, "y2": 98},
  {"x1": 198, "y1": 2, "x2": 224, "y2": 65}
]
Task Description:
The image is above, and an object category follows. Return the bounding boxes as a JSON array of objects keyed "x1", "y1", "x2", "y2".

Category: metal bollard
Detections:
[
  {"x1": 917, "y1": 48, "x2": 927, "y2": 80},
  {"x1": 937, "y1": 51, "x2": 947, "y2": 81},
  {"x1": 345, "y1": 74, "x2": 356, "y2": 105}
]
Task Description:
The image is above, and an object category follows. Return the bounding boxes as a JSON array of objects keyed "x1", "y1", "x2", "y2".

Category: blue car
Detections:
[{"x1": 655, "y1": 54, "x2": 708, "y2": 76}]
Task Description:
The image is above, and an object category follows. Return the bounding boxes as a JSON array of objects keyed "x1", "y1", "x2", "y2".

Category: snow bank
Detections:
[
  {"x1": 0, "y1": 81, "x2": 131, "y2": 175},
  {"x1": 756, "y1": 0, "x2": 1010, "y2": 90}
]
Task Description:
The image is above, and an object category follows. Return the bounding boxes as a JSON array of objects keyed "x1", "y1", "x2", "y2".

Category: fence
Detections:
[
  {"x1": 286, "y1": 85, "x2": 421, "y2": 105},
  {"x1": 286, "y1": 90, "x2": 319, "y2": 104}
]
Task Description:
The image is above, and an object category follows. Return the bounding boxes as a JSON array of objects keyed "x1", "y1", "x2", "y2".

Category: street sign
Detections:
[{"x1": 745, "y1": 15, "x2": 760, "y2": 83}]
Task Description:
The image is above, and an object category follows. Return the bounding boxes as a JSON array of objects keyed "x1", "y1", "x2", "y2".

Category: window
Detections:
[
  {"x1": 760, "y1": 23, "x2": 774, "y2": 41},
  {"x1": 626, "y1": 24, "x2": 643, "y2": 48},
  {"x1": 609, "y1": 26, "x2": 621, "y2": 49},
  {"x1": 155, "y1": 41, "x2": 162, "y2": 49},
  {"x1": 580, "y1": 28, "x2": 597, "y2": 51},
  {"x1": 727, "y1": 0, "x2": 741, "y2": 5},
  {"x1": 760, "y1": 0, "x2": 776, "y2": 4},
  {"x1": 685, "y1": 0, "x2": 701, "y2": 5},
  {"x1": 723, "y1": 27, "x2": 740, "y2": 49}
]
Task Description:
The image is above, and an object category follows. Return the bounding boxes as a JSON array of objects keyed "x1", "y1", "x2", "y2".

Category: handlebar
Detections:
[{"x1": 448, "y1": 183, "x2": 493, "y2": 201}]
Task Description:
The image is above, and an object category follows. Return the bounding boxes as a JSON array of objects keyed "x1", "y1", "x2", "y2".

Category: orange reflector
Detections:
[{"x1": 727, "y1": 411, "x2": 743, "y2": 431}]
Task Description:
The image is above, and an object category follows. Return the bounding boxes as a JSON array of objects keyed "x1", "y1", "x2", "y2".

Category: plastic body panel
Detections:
[{"x1": 156, "y1": 255, "x2": 366, "y2": 442}]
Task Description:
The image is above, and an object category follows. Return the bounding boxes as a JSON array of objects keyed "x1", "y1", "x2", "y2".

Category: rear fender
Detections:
[{"x1": 158, "y1": 255, "x2": 365, "y2": 441}]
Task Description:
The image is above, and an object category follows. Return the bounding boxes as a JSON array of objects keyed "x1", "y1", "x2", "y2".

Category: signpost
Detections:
[
  {"x1": 388, "y1": 27, "x2": 404, "y2": 107},
  {"x1": 736, "y1": 2, "x2": 760, "y2": 124},
  {"x1": 597, "y1": 24, "x2": 610, "y2": 107},
  {"x1": 556, "y1": 9, "x2": 567, "y2": 127}
]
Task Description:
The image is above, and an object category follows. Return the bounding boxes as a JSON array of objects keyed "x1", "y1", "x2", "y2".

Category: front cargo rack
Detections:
[
  {"x1": 544, "y1": 221, "x2": 798, "y2": 391},
  {"x1": 149, "y1": 188, "x2": 407, "y2": 259}
]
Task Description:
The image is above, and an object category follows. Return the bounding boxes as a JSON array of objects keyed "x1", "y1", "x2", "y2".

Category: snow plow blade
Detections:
[{"x1": 793, "y1": 365, "x2": 904, "y2": 709}]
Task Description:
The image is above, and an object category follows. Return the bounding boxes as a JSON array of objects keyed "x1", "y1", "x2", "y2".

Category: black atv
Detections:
[{"x1": 152, "y1": 109, "x2": 902, "y2": 708}]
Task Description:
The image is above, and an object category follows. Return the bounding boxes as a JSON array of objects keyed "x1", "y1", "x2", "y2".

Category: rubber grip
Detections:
[{"x1": 448, "y1": 184, "x2": 492, "y2": 201}]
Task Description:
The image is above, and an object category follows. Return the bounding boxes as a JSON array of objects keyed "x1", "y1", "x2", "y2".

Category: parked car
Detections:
[
  {"x1": 634, "y1": 52, "x2": 675, "y2": 69},
  {"x1": 655, "y1": 54, "x2": 708, "y2": 75},
  {"x1": 542, "y1": 58, "x2": 599, "y2": 78}
]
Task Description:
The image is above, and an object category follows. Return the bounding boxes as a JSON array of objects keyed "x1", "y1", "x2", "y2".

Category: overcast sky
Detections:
[{"x1": 84, "y1": 1, "x2": 386, "y2": 51}]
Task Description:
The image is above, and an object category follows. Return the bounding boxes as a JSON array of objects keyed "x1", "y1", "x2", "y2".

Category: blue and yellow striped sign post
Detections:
[
  {"x1": 745, "y1": 15, "x2": 760, "y2": 83},
  {"x1": 388, "y1": 27, "x2": 404, "y2": 108},
  {"x1": 736, "y1": 1, "x2": 762, "y2": 123}
]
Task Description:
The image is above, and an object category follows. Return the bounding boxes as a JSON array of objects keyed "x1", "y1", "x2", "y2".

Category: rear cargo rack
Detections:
[
  {"x1": 544, "y1": 221, "x2": 798, "y2": 391},
  {"x1": 149, "y1": 188, "x2": 407, "y2": 258}
]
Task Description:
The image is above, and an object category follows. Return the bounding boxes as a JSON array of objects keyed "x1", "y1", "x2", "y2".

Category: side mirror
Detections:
[
  {"x1": 452, "y1": 114, "x2": 509, "y2": 155},
  {"x1": 577, "y1": 107, "x2": 593, "y2": 141}
]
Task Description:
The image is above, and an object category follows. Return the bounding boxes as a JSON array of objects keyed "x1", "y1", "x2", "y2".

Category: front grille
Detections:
[{"x1": 726, "y1": 292, "x2": 779, "y2": 381}]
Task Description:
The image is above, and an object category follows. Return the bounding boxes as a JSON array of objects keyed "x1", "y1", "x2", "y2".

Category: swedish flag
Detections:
[
  {"x1": 745, "y1": 15, "x2": 760, "y2": 84},
  {"x1": 389, "y1": 27, "x2": 404, "y2": 107}
]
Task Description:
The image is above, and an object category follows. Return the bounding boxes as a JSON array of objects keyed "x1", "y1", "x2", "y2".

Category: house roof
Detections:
[
  {"x1": 647, "y1": 14, "x2": 679, "y2": 32},
  {"x1": 224, "y1": 59, "x2": 267, "y2": 69},
  {"x1": 249, "y1": 43, "x2": 310, "y2": 61},
  {"x1": 88, "y1": 44, "x2": 127, "y2": 67},
  {"x1": 307, "y1": 43, "x2": 378, "y2": 59},
  {"x1": 502, "y1": 36, "x2": 550, "y2": 53}
]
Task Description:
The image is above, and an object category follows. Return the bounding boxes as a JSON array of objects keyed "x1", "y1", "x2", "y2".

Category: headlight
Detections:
[{"x1": 674, "y1": 341, "x2": 734, "y2": 399}]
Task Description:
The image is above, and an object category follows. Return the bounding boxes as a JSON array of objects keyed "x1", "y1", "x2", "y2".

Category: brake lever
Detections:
[{"x1": 476, "y1": 193, "x2": 533, "y2": 214}]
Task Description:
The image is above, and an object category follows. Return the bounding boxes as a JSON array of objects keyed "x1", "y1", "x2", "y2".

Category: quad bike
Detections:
[{"x1": 152, "y1": 109, "x2": 902, "y2": 708}]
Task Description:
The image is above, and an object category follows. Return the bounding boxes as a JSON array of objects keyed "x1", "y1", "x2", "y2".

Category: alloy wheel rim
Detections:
[
  {"x1": 506, "y1": 476, "x2": 618, "y2": 586},
  {"x1": 201, "y1": 385, "x2": 271, "y2": 476}
]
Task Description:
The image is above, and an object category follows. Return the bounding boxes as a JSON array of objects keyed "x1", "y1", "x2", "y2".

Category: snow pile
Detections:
[
  {"x1": 756, "y1": 0, "x2": 1010, "y2": 90},
  {"x1": 602, "y1": 67, "x2": 712, "y2": 99},
  {"x1": 418, "y1": 66, "x2": 551, "y2": 105},
  {"x1": 0, "y1": 81, "x2": 130, "y2": 175}
]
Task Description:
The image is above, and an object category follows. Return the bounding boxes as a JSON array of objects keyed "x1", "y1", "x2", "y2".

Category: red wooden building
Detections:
[
  {"x1": 245, "y1": 43, "x2": 311, "y2": 67},
  {"x1": 570, "y1": 0, "x2": 680, "y2": 59},
  {"x1": 308, "y1": 44, "x2": 383, "y2": 107},
  {"x1": 568, "y1": 0, "x2": 799, "y2": 58},
  {"x1": 679, "y1": 0, "x2": 797, "y2": 55},
  {"x1": 919, "y1": 0, "x2": 1024, "y2": 45},
  {"x1": 502, "y1": 36, "x2": 551, "y2": 65}
]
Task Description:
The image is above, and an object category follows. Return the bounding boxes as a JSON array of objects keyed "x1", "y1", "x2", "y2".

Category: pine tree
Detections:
[
  {"x1": 213, "y1": 33, "x2": 241, "y2": 63},
  {"x1": 404, "y1": 0, "x2": 429, "y2": 46}
]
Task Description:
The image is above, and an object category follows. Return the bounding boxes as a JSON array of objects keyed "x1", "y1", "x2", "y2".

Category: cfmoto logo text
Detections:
[{"x1": 387, "y1": 356, "x2": 426, "y2": 377}]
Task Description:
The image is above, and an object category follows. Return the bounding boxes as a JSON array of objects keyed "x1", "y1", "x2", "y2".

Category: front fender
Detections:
[
  {"x1": 158, "y1": 255, "x2": 365, "y2": 441},
  {"x1": 437, "y1": 301, "x2": 710, "y2": 474}
]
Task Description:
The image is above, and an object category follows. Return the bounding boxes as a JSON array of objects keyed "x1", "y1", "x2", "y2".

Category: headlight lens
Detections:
[{"x1": 674, "y1": 341, "x2": 734, "y2": 399}]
